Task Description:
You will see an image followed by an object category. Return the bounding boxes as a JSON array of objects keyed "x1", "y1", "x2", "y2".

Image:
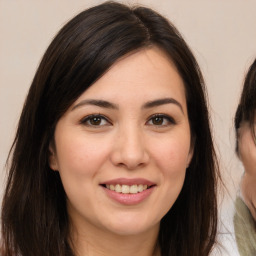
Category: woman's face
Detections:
[
  {"x1": 238, "y1": 120, "x2": 256, "y2": 220},
  {"x1": 49, "y1": 47, "x2": 193, "y2": 237}
]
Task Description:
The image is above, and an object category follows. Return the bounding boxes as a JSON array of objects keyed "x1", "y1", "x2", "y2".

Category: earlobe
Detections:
[
  {"x1": 186, "y1": 151, "x2": 193, "y2": 168},
  {"x1": 48, "y1": 144, "x2": 59, "y2": 171},
  {"x1": 186, "y1": 141, "x2": 195, "y2": 168}
]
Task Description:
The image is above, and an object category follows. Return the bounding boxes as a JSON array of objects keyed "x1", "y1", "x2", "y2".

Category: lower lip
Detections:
[{"x1": 102, "y1": 186, "x2": 155, "y2": 205}]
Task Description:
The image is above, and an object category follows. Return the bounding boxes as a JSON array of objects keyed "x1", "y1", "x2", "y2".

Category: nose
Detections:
[{"x1": 110, "y1": 126, "x2": 150, "y2": 170}]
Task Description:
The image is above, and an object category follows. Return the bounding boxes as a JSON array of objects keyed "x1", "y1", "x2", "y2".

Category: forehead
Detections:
[{"x1": 72, "y1": 46, "x2": 187, "y2": 110}]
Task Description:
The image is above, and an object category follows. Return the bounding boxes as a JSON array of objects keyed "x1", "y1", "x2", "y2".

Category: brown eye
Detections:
[
  {"x1": 152, "y1": 116, "x2": 164, "y2": 125},
  {"x1": 147, "y1": 114, "x2": 176, "y2": 126},
  {"x1": 80, "y1": 115, "x2": 110, "y2": 127},
  {"x1": 90, "y1": 117, "x2": 102, "y2": 125}
]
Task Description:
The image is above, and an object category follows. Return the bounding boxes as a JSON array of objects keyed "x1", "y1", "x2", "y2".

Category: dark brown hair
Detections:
[
  {"x1": 235, "y1": 58, "x2": 256, "y2": 152},
  {"x1": 1, "y1": 2, "x2": 219, "y2": 255}
]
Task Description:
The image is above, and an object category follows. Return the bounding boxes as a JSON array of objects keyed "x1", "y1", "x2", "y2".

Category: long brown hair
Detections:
[{"x1": 1, "y1": 2, "x2": 220, "y2": 255}]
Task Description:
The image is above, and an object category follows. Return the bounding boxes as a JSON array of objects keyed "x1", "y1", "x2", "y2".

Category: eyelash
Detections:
[{"x1": 79, "y1": 113, "x2": 176, "y2": 127}]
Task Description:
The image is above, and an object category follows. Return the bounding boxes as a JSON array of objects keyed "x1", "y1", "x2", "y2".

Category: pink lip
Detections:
[{"x1": 100, "y1": 178, "x2": 156, "y2": 205}]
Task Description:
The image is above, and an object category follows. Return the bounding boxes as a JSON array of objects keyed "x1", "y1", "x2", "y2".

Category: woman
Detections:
[
  {"x1": 234, "y1": 58, "x2": 256, "y2": 255},
  {"x1": 1, "y1": 2, "x2": 220, "y2": 256}
]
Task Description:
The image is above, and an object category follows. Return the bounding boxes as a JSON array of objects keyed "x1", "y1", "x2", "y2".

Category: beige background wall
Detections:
[{"x1": 1, "y1": 0, "x2": 256, "y2": 254}]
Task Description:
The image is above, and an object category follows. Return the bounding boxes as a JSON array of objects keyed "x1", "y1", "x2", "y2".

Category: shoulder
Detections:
[{"x1": 233, "y1": 196, "x2": 256, "y2": 255}]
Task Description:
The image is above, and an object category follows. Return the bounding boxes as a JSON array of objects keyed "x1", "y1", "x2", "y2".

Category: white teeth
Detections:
[
  {"x1": 122, "y1": 185, "x2": 130, "y2": 194},
  {"x1": 106, "y1": 184, "x2": 149, "y2": 194},
  {"x1": 129, "y1": 185, "x2": 138, "y2": 194},
  {"x1": 115, "y1": 184, "x2": 122, "y2": 193},
  {"x1": 138, "y1": 184, "x2": 144, "y2": 192}
]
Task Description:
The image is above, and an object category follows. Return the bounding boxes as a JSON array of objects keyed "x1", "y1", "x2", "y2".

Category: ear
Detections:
[
  {"x1": 186, "y1": 138, "x2": 195, "y2": 168},
  {"x1": 48, "y1": 143, "x2": 59, "y2": 171}
]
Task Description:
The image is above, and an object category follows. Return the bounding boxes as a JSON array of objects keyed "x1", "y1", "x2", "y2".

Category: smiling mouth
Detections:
[{"x1": 101, "y1": 184, "x2": 155, "y2": 194}]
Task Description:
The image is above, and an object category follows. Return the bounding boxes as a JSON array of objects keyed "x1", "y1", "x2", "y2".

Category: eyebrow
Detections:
[
  {"x1": 72, "y1": 97, "x2": 184, "y2": 113},
  {"x1": 142, "y1": 98, "x2": 184, "y2": 113},
  {"x1": 72, "y1": 99, "x2": 118, "y2": 111}
]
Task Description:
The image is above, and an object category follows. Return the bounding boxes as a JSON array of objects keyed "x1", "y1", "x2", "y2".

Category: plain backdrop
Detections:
[{"x1": 1, "y1": 0, "x2": 256, "y2": 255}]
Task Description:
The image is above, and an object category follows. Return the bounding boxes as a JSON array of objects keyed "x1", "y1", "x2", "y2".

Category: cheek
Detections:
[
  {"x1": 149, "y1": 138, "x2": 188, "y2": 218},
  {"x1": 55, "y1": 134, "x2": 110, "y2": 178},
  {"x1": 54, "y1": 135, "x2": 112, "y2": 213},
  {"x1": 151, "y1": 135, "x2": 191, "y2": 174},
  {"x1": 151, "y1": 132, "x2": 191, "y2": 196},
  {"x1": 238, "y1": 136, "x2": 256, "y2": 174}
]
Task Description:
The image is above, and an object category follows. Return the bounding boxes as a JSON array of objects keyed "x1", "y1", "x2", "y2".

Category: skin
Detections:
[
  {"x1": 49, "y1": 46, "x2": 193, "y2": 256},
  {"x1": 239, "y1": 121, "x2": 256, "y2": 221}
]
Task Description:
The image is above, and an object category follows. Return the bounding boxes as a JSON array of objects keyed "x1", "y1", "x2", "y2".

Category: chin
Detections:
[
  {"x1": 103, "y1": 214, "x2": 159, "y2": 236},
  {"x1": 107, "y1": 224, "x2": 152, "y2": 236}
]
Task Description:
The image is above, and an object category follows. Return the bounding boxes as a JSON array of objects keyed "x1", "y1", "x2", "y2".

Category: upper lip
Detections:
[{"x1": 100, "y1": 178, "x2": 155, "y2": 186}]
